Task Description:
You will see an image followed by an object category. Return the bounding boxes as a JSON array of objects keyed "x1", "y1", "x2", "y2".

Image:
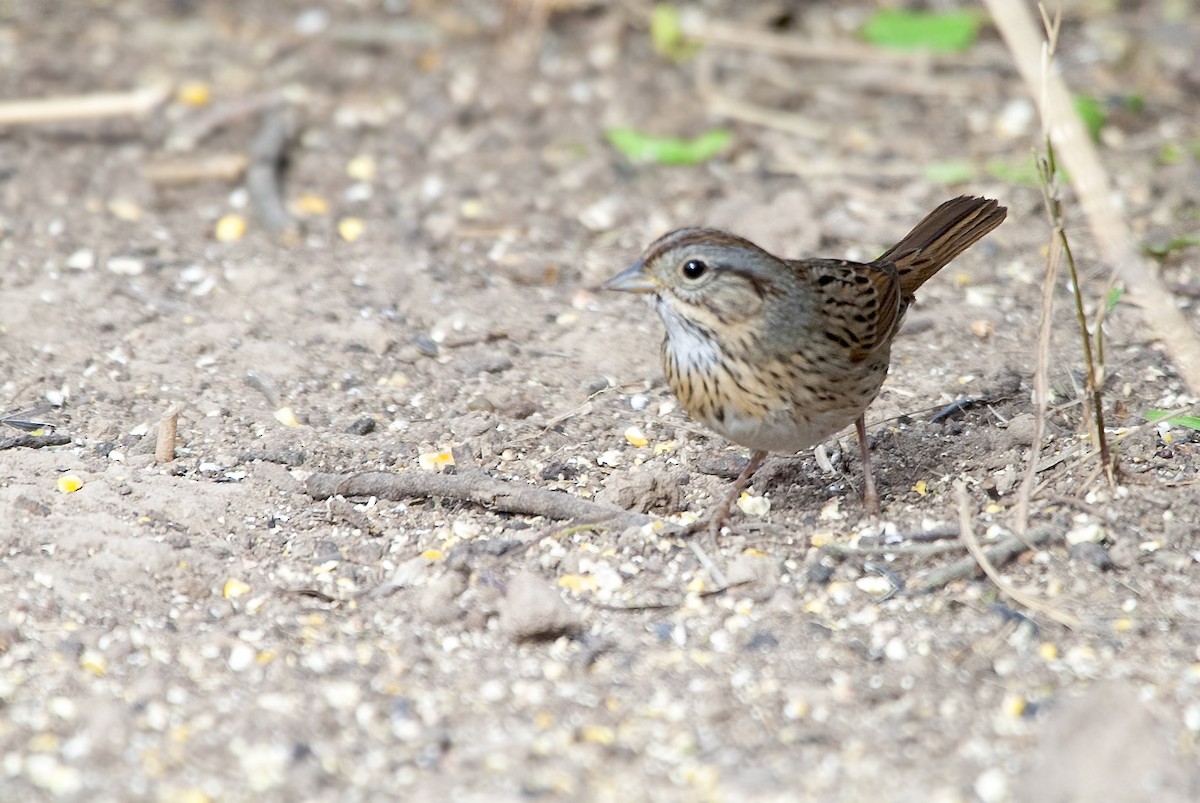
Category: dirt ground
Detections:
[{"x1": 2, "y1": 2, "x2": 1200, "y2": 800}]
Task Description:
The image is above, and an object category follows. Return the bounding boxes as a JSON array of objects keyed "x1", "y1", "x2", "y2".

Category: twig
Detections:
[
  {"x1": 305, "y1": 470, "x2": 663, "y2": 530},
  {"x1": 911, "y1": 526, "x2": 1053, "y2": 594},
  {"x1": 954, "y1": 481, "x2": 1078, "y2": 627},
  {"x1": 985, "y1": 0, "x2": 1200, "y2": 394},
  {"x1": 688, "y1": 540, "x2": 728, "y2": 588},
  {"x1": 0, "y1": 85, "x2": 168, "y2": 127},
  {"x1": 142, "y1": 153, "x2": 249, "y2": 185},
  {"x1": 246, "y1": 106, "x2": 300, "y2": 242},
  {"x1": 0, "y1": 433, "x2": 72, "y2": 450},
  {"x1": 822, "y1": 540, "x2": 965, "y2": 559}
]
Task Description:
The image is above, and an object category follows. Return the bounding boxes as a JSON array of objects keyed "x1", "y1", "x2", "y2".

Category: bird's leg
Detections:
[
  {"x1": 707, "y1": 450, "x2": 768, "y2": 535},
  {"x1": 855, "y1": 415, "x2": 880, "y2": 516}
]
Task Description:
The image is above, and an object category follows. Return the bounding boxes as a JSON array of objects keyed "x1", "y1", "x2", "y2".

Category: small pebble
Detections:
[
  {"x1": 1000, "y1": 413, "x2": 1037, "y2": 449},
  {"x1": 974, "y1": 767, "x2": 1008, "y2": 803},
  {"x1": 1068, "y1": 541, "x2": 1113, "y2": 571},
  {"x1": 106, "y1": 256, "x2": 145, "y2": 276},
  {"x1": 66, "y1": 249, "x2": 95, "y2": 270},
  {"x1": 499, "y1": 571, "x2": 580, "y2": 642}
]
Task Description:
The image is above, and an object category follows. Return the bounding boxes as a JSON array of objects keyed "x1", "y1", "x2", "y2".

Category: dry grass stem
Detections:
[
  {"x1": 155, "y1": 408, "x2": 179, "y2": 464},
  {"x1": 955, "y1": 481, "x2": 1079, "y2": 628},
  {"x1": 694, "y1": 19, "x2": 1004, "y2": 70},
  {"x1": 1013, "y1": 202, "x2": 1062, "y2": 538}
]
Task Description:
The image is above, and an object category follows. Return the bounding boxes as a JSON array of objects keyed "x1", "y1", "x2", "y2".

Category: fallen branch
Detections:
[
  {"x1": 305, "y1": 470, "x2": 662, "y2": 530},
  {"x1": 0, "y1": 433, "x2": 72, "y2": 450}
]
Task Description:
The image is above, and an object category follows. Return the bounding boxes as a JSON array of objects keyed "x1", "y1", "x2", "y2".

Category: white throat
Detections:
[{"x1": 657, "y1": 300, "x2": 721, "y2": 372}]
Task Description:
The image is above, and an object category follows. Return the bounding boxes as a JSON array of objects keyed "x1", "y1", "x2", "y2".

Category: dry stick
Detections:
[
  {"x1": 143, "y1": 153, "x2": 249, "y2": 186},
  {"x1": 911, "y1": 524, "x2": 1054, "y2": 594},
  {"x1": 984, "y1": 0, "x2": 1200, "y2": 394},
  {"x1": 0, "y1": 85, "x2": 169, "y2": 127},
  {"x1": 822, "y1": 540, "x2": 965, "y2": 559},
  {"x1": 0, "y1": 433, "x2": 72, "y2": 450},
  {"x1": 246, "y1": 106, "x2": 301, "y2": 243},
  {"x1": 954, "y1": 481, "x2": 1079, "y2": 628},
  {"x1": 1013, "y1": 203, "x2": 1061, "y2": 539},
  {"x1": 305, "y1": 471, "x2": 661, "y2": 531}
]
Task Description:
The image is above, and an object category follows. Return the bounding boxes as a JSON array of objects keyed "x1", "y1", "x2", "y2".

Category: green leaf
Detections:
[
  {"x1": 862, "y1": 9, "x2": 981, "y2": 53},
  {"x1": 923, "y1": 160, "x2": 975, "y2": 184},
  {"x1": 606, "y1": 128, "x2": 731, "y2": 165},
  {"x1": 1073, "y1": 94, "x2": 1106, "y2": 143},
  {"x1": 1142, "y1": 233, "x2": 1200, "y2": 258},
  {"x1": 1145, "y1": 410, "x2": 1200, "y2": 431},
  {"x1": 1158, "y1": 142, "x2": 1184, "y2": 166},
  {"x1": 1103, "y1": 285, "x2": 1124, "y2": 313},
  {"x1": 651, "y1": 4, "x2": 701, "y2": 61},
  {"x1": 985, "y1": 156, "x2": 1041, "y2": 186}
]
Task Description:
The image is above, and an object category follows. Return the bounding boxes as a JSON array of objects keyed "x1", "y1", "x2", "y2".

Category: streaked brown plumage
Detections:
[{"x1": 605, "y1": 195, "x2": 1007, "y2": 530}]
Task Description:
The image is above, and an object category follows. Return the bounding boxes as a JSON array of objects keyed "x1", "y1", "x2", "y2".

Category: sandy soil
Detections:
[{"x1": 1, "y1": 2, "x2": 1199, "y2": 801}]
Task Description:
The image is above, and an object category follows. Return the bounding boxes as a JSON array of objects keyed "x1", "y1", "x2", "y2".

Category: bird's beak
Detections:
[{"x1": 601, "y1": 261, "x2": 658, "y2": 294}]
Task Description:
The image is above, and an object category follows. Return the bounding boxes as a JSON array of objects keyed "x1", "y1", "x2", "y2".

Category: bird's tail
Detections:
[{"x1": 878, "y1": 196, "x2": 1007, "y2": 298}]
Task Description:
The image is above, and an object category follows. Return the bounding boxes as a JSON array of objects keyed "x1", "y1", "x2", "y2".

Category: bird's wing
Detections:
[{"x1": 799, "y1": 259, "x2": 903, "y2": 363}]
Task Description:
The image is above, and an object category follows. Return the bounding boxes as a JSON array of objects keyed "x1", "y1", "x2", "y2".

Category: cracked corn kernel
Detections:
[
  {"x1": 338, "y1": 217, "x2": 365, "y2": 241},
  {"x1": 558, "y1": 574, "x2": 600, "y2": 594},
  {"x1": 346, "y1": 155, "x2": 376, "y2": 182},
  {"x1": 223, "y1": 579, "x2": 251, "y2": 599},
  {"x1": 579, "y1": 724, "x2": 615, "y2": 745},
  {"x1": 736, "y1": 492, "x2": 770, "y2": 517},
  {"x1": 293, "y1": 193, "x2": 329, "y2": 216},
  {"x1": 624, "y1": 425, "x2": 649, "y2": 448},
  {"x1": 418, "y1": 450, "x2": 455, "y2": 471},
  {"x1": 80, "y1": 650, "x2": 106, "y2": 676},
  {"x1": 1001, "y1": 693, "x2": 1026, "y2": 718},
  {"x1": 273, "y1": 406, "x2": 300, "y2": 427},
  {"x1": 57, "y1": 475, "x2": 83, "y2": 493},
  {"x1": 176, "y1": 81, "x2": 211, "y2": 106},
  {"x1": 214, "y1": 214, "x2": 246, "y2": 242},
  {"x1": 1038, "y1": 642, "x2": 1058, "y2": 660},
  {"x1": 912, "y1": 479, "x2": 928, "y2": 496}
]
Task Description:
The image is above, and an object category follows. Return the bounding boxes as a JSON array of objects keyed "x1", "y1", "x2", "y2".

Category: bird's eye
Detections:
[{"x1": 681, "y1": 259, "x2": 708, "y2": 280}]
